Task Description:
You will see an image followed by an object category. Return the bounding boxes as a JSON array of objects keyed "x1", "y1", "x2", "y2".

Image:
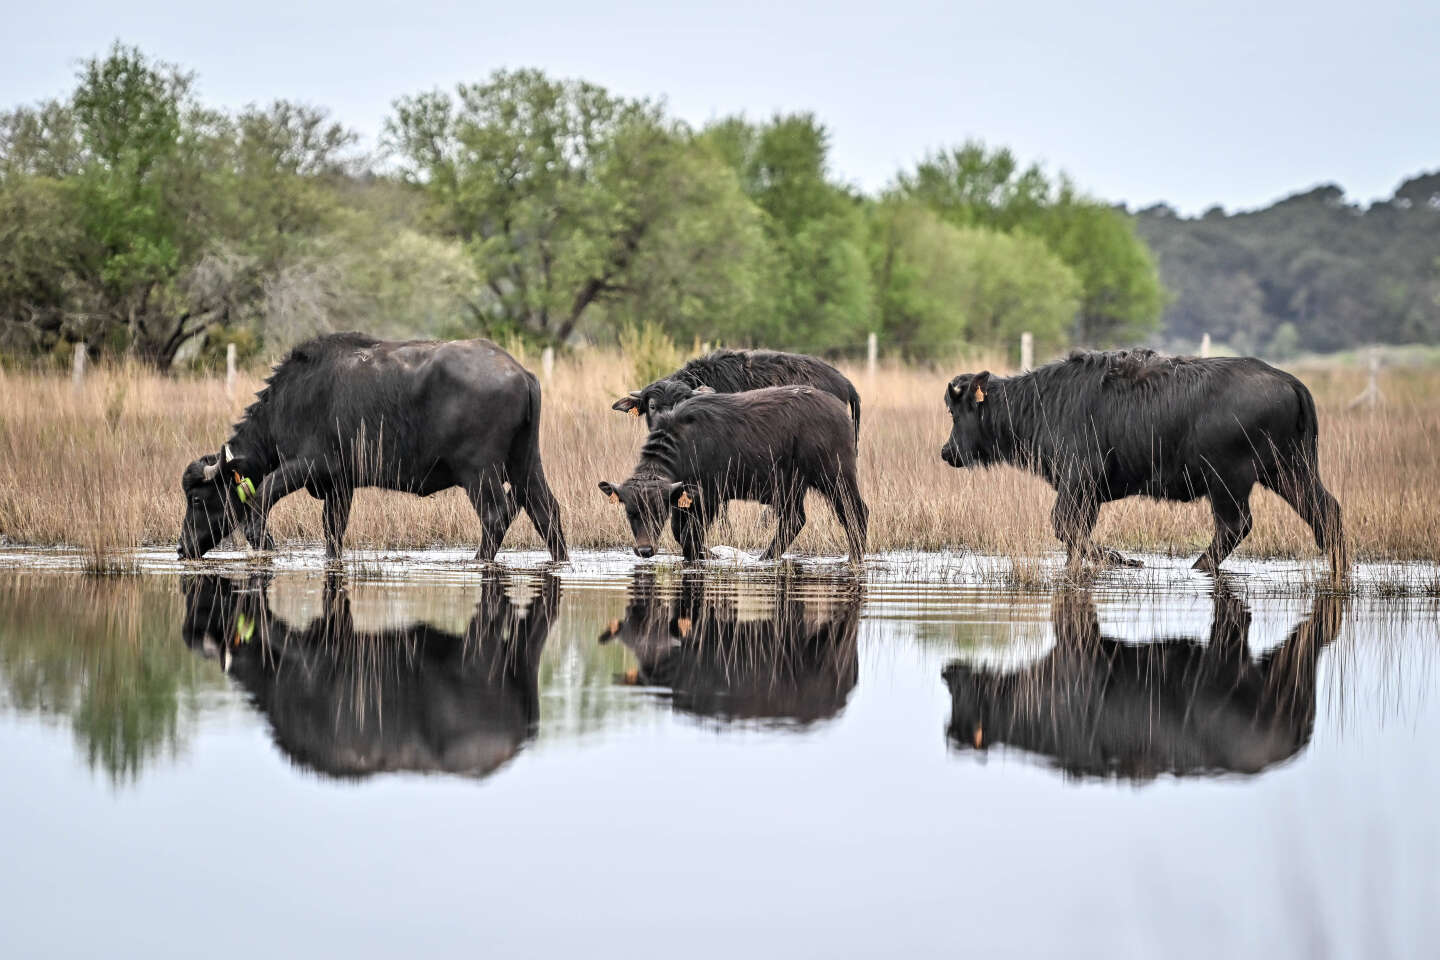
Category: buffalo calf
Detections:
[{"x1": 599, "y1": 386, "x2": 868, "y2": 562}]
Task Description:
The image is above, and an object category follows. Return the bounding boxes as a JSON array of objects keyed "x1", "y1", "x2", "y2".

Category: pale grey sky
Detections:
[{"x1": 4, "y1": 0, "x2": 1436, "y2": 213}]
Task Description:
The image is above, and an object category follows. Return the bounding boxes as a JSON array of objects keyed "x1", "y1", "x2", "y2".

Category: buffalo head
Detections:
[
  {"x1": 178, "y1": 444, "x2": 259, "y2": 559},
  {"x1": 941, "y1": 371, "x2": 992, "y2": 468},
  {"x1": 612, "y1": 381, "x2": 713, "y2": 428},
  {"x1": 598, "y1": 478, "x2": 700, "y2": 558}
]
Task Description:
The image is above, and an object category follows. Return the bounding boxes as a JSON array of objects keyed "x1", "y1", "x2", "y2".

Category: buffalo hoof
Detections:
[{"x1": 1192, "y1": 556, "x2": 1217, "y2": 574}]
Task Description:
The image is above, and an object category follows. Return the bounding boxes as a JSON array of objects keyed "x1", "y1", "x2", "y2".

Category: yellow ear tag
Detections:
[
  {"x1": 233, "y1": 473, "x2": 257, "y2": 505},
  {"x1": 235, "y1": 612, "x2": 255, "y2": 644},
  {"x1": 677, "y1": 491, "x2": 693, "y2": 509},
  {"x1": 676, "y1": 617, "x2": 692, "y2": 637},
  {"x1": 973, "y1": 385, "x2": 986, "y2": 403},
  {"x1": 609, "y1": 492, "x2": 620, "y2": 505},
  {"x1": 629, "y1": 406, "x2": 641, "y2": 418}
]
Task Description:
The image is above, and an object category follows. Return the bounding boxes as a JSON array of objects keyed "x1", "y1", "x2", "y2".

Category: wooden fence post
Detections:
[
  {"x1": 1200, "y1": 333, "x2": 1211, "y2": 358},
  {"x1": 1349, "y1": 346, "x2": 1384, "y2": 410},
  {"x1": 541, "y1": 346, "x2": 555, "y2": 382},
  {"x1": 1020, "y1": 332, "x2": 1033, "y2": 372},
  {"x1": 71, "y1": 343, "x2": 86, "y2": 391},
  {"x1": 867, "y1": 332, "x2": 878, "y2": 377},
  {"x1": 225, "y1": 343, "x2": 237, "y2": 398}
]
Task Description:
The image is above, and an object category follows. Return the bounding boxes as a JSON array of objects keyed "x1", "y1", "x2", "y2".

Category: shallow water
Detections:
[{"x1": 0, "y1": 550, "x2": 1436, "y2": 959}]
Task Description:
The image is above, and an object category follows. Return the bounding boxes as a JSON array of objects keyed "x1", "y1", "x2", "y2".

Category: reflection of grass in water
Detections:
[{"x1": 0, "y1": 573, "x2": 222, "y2": 785}]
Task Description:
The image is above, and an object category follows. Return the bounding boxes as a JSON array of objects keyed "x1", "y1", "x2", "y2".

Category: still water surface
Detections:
[{"x1": 0, "y1": 551, "x2": 1436, "y2": 958}]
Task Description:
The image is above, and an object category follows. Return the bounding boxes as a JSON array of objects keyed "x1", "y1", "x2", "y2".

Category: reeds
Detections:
[{"x1": 0, "y1": 352, "x2": 1436, "y2": 562}]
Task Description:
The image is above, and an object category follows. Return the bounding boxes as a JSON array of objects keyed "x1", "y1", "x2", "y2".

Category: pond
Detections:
[{"x1": 0, "y1": 549, "x2": 1436, "y2": 958}]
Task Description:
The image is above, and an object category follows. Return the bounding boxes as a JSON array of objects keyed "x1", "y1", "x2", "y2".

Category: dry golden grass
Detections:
[{"x1": 0, "y1": 350, "x2": 1436, "y2": 562}]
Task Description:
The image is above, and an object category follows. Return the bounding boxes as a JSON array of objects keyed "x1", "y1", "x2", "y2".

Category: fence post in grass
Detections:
[
  {"x1": 225, "y1": 343, "x2": 237, "y2": 398},
  {"x1": 71, "y1": 343, "x2": 85, "y2": 391},
  {"x1": 1349, "y1": 346, "x2": 1384, "y2": 410},
  {"x1": 1020, "y1": 331, "x2": 1033, "y2": 372},
  {"x1": 541, "y1": 346, "x2": 554, "y2": 383},
  {"x1": 867, "y1": 331, "x2": 878, "y2": 377},
  {"x1": 1200, "y1": 333, "x2": 1211, "y2": 358}
]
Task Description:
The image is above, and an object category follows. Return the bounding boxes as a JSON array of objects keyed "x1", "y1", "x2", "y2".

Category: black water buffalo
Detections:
[
  {"x1": 612, "y1": 348, "x2": 862, "y2": 438},
  {"x1": 599, "y1": 572, "x2": 860, "y2": 726},
  {"x1": 181, "y1": 572, "x2": 559, "y2": 780},
  {"x1": 598, "y1": 386, "x2": 868, "y2": 562},
  {"x1": 941, "y1": 349, "x2": 1345, "y2": 572},
  {"x1": 942, "y1": 583, "x2": 1343, "y2": 781},
  {"x1": 178, "y1": 333, "x2": 567, "y2": 562}
]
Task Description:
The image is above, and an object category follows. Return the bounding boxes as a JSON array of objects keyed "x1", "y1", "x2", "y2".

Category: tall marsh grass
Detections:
[{"x1": 0, "y1": 352, "x2": 1436, "y2": 561}]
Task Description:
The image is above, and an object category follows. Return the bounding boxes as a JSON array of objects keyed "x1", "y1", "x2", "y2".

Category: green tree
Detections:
[
  {"x1": 895, "y1": 141, "x2": 1164, "y2": 345},
  {"x1": 870, "y1": 201, "x2": 1079, "y2": 357},
  {"x1": 0, "y1": 45, "x2": 370, "y2": 368},
  {"x1": 387, "y1": 69, "x2": 761, "y2": 345},
  {"x1": 701, "y1": 114, "x2": 873, "y2": 351}
]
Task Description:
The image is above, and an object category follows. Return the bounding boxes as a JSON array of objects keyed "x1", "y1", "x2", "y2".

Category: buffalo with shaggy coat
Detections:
[
  {"x1": 941, "y1": 349, "x2": 1345, "y2": 572},
  {"x1": 612, "y1": 348, "x2": 862, "y2": 438},
  {"x1": 599, "y1": 386, "x2": 868, "y2": 562},
  {"x1": 178, "y1": 333, "x2": 567, "y2": 562}
]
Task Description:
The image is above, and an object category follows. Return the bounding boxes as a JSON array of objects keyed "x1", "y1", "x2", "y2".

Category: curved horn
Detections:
[
  {"x1": 222, "y1": 444, "x2": 234, "y2": 463},
  {"x1": 202, "y1": 459, "x2": 221, "y2": 482}
]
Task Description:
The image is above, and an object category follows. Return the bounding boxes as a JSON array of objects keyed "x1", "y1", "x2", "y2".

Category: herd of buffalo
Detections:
[{"x1": 179, "y1": 332, "x2": 1346, "y2": 573}]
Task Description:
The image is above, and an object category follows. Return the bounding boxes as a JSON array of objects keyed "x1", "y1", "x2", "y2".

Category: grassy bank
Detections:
[{"x1": 0, "y1": 351, "x2": 1437, "y2": 562}]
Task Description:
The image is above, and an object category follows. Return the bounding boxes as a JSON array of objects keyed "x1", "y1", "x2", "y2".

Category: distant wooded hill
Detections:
[{"x1": 1132, "y1": 173, "x2": 1440, "y2": 356}]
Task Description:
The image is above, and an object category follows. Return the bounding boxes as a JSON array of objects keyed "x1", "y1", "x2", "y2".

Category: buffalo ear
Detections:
[
  {"x1": 669, "y1": 482, "x2": 698, "y2": 510},
  {"x1": 598, "y1": 481, "x2": 621, "y2": 505},
  {"x1": 611, "y1": 393, "x2": 643, "y2": 416},
  {"x1": 972, "y1": 371, "x2": 991, "y2": 404}
]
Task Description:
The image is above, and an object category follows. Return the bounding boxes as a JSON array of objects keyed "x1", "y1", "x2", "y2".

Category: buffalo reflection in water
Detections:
[
  {"x1": 181, "y1": 572, "x2": 560, "y2": 781},
  {"x1": 600, "y1": 573, "x2": 861, "y2": 727},
  {"x1": 943, "y1": 582, "x2": 1344, "y2": 781}
]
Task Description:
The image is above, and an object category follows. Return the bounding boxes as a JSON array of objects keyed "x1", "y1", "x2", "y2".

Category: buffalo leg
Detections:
[
  {"x1": 1195, "y1": 492, "x2": 1253, "y2": 573},
  {"x1": 1274, "y1": 474, "x2": 1347, "y2": 574},
  {"x1": 1051, "y1": 491, "x2": 1140, "y2": 568},
  {"x1": 322, "y1": 489, "x2": 353, "y2": 560},
  {"x1": 246, "y1": 459, "x2": 321, "y2": 551},
  {"x1": 515, "y1": 459, "x2": 569, "y2": 563},
  {"x1": 825, "y1": 475, "x2": 869, "y2": 564},
  {"x1": 672, "y1": 507, "x2": 709, "y2": 563},
  {"x1": 761, "y1": 497, "x2": 806, "y2": 561},
  {"x1": 469, "y1": 472, "x2": 519, "y2": 564}
]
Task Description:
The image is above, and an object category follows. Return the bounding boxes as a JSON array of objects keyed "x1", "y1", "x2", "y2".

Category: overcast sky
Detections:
[{"x1": 5, "y1": 0, "x2": 1436, "y2": 214}]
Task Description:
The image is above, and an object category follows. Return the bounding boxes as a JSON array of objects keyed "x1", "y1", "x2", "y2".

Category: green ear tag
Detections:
[
  {"x1": 235, "y1": 612, "x2": 254, "y2": 644},
  {"x1": 235, "y1": 476, "x2": 257, "y2": 505}
]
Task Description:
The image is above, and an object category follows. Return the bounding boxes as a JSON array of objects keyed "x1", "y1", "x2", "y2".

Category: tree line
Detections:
[
  {"x1": 2, "y1": 44, "x2": 1433, "y2": 371},
  {"x1": 1132, "y1": 178, "x2": 1440, "y2": 357}
]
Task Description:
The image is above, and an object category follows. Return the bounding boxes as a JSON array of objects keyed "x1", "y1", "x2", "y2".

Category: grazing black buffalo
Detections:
[
  {"x1": 612, "y1": 348, "x2": 862, "y2": 438},
  {"x1": 941, "y1": 349, "x2": 1345, "y2": 572},
  {"x1": 942, "y1": 582, "x2": 1343, "y2": 781},
  {"x1": 598, "y1": 386, "x2": 868, "y2": 562},
  {"x1": 178, "y1": 333, "x2": 567, "y2": 562},
  {"x1": 599, "y1": 572, "x2": 861, "y2": 726},
  {"x1": 180, "y1": 572, "x2": 559, "y2": 780}
]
